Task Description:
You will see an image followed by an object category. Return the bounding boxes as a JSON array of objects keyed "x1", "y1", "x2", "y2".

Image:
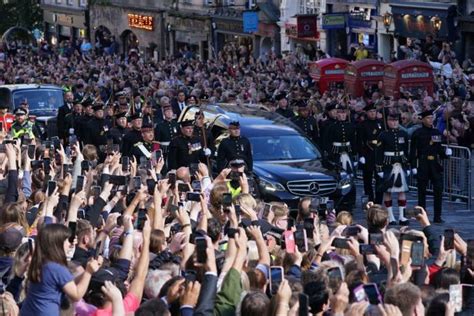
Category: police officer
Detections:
[
  {"x1": 57, "y1": 91, "x2": 74, "y2": 141},
  {"x1": 358, "y1": 104, "x2": 384, "y2": 203},
  {"x1": 168, "y1": 120, "x2": 209, "y2": 170},
  {"x1": 319, "y1": 101, "x2": 338, "y2": 155},
  {"x1": 217, "y1": 121, "x2": 253, "y2": 172},
  {"x1": 132, "y1": 123, "x2": 158, "y2": 161},
  {"x1": 121, "y1": 113, "x2": 143, "y2": 157},
  {"x1": 275, "y1": 93, "x2": 295, "y2": 119},
  {"x1": 376, "y1": 112, "x2": 410, "y2": 226},
  {"x1": 324, "y1": 104, "x2": 356, "y2": 173},
  {"x1": 107, "y1": 112, "x2": 129, "y2": 145},
  {"x1": 11, "y1": 108, "x2": 40, "y2": 140},
  {"x1": 155, "y1": 105, "x2": 179, "y2": 143},
  {"x1": 291, "y1": 100, "x2": 319, "y2": 145},
  {"x1": 75, "y1": 99, "x2": 94, "y2": 144},
  {"x1": 410, "y1": 109, "x2": 452, "y2": 223},
  {"x1": 84, "y1": 103, "x2": 108, "y2": 149}
]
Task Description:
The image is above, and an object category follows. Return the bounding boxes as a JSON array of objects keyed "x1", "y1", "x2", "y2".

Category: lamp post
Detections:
[{"x1": 383, "y1": 12, "x2": 392, "y2": 32}]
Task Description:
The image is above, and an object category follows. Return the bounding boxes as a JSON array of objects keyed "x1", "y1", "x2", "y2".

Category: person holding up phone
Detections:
[{"x1": 375, "y1": 111, "x2": 410, "y2": 226}]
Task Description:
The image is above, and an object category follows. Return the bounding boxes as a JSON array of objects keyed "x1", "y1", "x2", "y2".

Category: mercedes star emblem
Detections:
[{"x1": 309, "y1": 182, "x2": 320, "y2": 194}]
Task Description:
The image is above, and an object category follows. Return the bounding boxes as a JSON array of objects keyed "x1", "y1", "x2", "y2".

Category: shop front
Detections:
[
  {"x1": 90, "y1": 4, "x2": 165, "y2": 60},
  {"x1": 347, "y1": 11, "x2": 377, "y2": 54},
  {"x1": 321, "y1": 13, "x2": 347, "y2": 58},
  {"x1": 42, "y1": 7, "x2": 87, "y2": 44},
  {"x1": 383, "y1": 60, "x2": 434, "y2": 99},
  {"x1": 212, "y1": 16, "x2": 255, "y2": 58},
  {"x1": 283, "y1": 15, "x2": 319, "y2": 57},
  {"x1": 166, "y1": 14, "x2": 211, "y2": 60},
  {"x1": 345, "y1": 59, "x2": 385, "y2": 97},
  {"x1": 309, "y1": 57, "x2": 349, "y2": 93}
]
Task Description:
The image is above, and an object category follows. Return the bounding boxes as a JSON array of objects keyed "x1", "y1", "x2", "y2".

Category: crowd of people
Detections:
[{"x1": 0, "y1": 37, "x2": 472, "y2": 316}]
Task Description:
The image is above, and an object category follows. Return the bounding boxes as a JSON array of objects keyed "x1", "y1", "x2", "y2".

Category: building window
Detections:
[
  {"x1": 204, "y1": 0, "x2": 214, "y2": 5},
  {"x1": 224, "y1": 0, "x2": 235, "y2": 5},
  {"x1": 67, "y1": 0, "x2": 73, "y2": 5},
  {"x1": 56, "y1": 0, "x2": 61, "y2": 3},
  {"x1": 79, "y1": 0, "x2": 87, "y2": 6}
]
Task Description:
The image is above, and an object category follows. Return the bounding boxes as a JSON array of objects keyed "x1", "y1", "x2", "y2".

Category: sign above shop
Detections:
[
  {"x1": 243, "y1": 11, "x2": 258, "y2": 33},
  {"x1": 322, "y1": 14, "x2": 345, "y2": 30},
  {"x1": 128, "y1": 14, "x2": 153, "y2": 31},
  {"x1": 297, "y1": 15, "x2": 317, "y2": 38}
]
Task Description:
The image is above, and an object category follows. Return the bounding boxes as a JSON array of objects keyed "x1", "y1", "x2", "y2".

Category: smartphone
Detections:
[
  {"x1": 69, "y1": 134, "x2": 77, "y2": 145},
  {"x1": 328, "y1": 266, "x2": 343, "y2": 284},
  {"x1": 28, "y1": 144, "x2": 35, "y2": 159},
  {"x1": 43, "y1": 159, "x2": 51, "y2": 174},
  {"x1": 310, "y1": 197, "x2": 320, "y2": 210},
  {"x1": 229, "y1": 171, "x2": 242, "y2": 181},
  {"x1": 299, "y1": 293, "x2": 309, "y2": 316},
  {"x1": 136, "y1": 208, "x2": 147, "y2": 230},
  {"x1": 31, "y1": 160, "x2": 43, "y2": 169},
  {"x1": 76, "y1": 175, "x2": 85, "y2": 192},
  {"x1": 116, "y1": 215, "x2": 123, "y2": 227},
  {"x1": 47, "y1": 180, "x2": 56, "y2": 196},
  {"x1": 361, "y1": 195, "x2": 369, "y2": 207},
  {"x1": 191, "y1": 180, "x2": 201, "y2": 192},
  {"x1": 81, "y1": 160, "x2": 90, "y2": 174},
  {"x1": 411, "y1": 241, "x2": 424, "y2": 267},
  {"x1": 405, "y1": 208, "x2": 421, "y2": 218},
  {"x1": 91, "y1": 186, "x2": 101, "y2": 200},
  {"x1": 68, "y1": 222, "x2": 77, "y2": 243},
  {"x1": 444, "y1": 229, "x2": 455, "y2": 250},
  {"x1": 369, "y1": 233, "x2": 384, "y2": 245},
  {"x1": 121, "y1": 156, "x2": 130, "y2": 172},
  {"x1": 186, "y1": 192, "x2": 201, "y2": 202},
  {"x1": 364, "y1": 283, "x2": 383, "y2": 305},
  {"x1": 63, "y1": 163, "x2": 73, "y2": 176},
  {"x1": 258, "y1": 203, "x2": 272, "y2": 219},
  {"x1": 168, "y1": 172, "x2": 176, "y2": 189},
  {"x1": 221, "y1": 193, "x2": 232, "y2": 207},
  {"x1": 360, "y1": 244, "x2": 376, "y2": 255},
  {"x1": 28, "y1": 238, "x2": 34, "y2": 254},
  {"x1": 195, "y1": 236, "x2": 207, "y2": 264},
  {"x1": 332, "y1": 238, "x2": 350, "y2": 249},
  {"x1": 184, "y1": 270, "x2": 197, "y2": 283},
  {"x1": 353, "y1": 284, "x2": 367, "y2": 302},
  {"x1": 400, "y1": 239, "x2": 413, "y2": 266},
  {"x1": 294, "y1": 229, "x2": 308, "y2": 252},
  {"x1": 133, "y1": 176, "x2": 142, "y2": 191},
  {"x1": 287, "y1": 218, "x2": 295, "y2": 230},
  {"x1": 189, "y1": 163, "x2": 199, "y2": 175},
  {"x1": 154, "y1": 149, "x2": 162, "y2": 161},
  {"x1": 343, "y1": 225, "x2": 361, "y2": 237},
  {"x1": 146, "y1": 179, "x2": 156, "y2": 195},
  {"x1": 303, "y1": 217, "x2": 314, "y2": 239},
  {"x1": 94, "y1": 241, "x2": 102, "y2": 259},
  {"x1": 283, "y1": 230, "x2": 296, "y2": 253},
  {"x1": 51, "y1": 136, "x2": 60, "y2": 150},
  {"x1": 77, "y1": 209, "x2": 85, "y2": 219},
  {"x1": 270, "y1": 266, "x2": 284, "y2": 296},
  {"x1": 450, "y1": 284, "x2": 463, "y2": 313},
  {"x1": 178, "y1": 183, "x2": 189, "y2": 193},
  {"x1": 109, "y1": 175, "x2": 127, "y2": 186},
  {"x1": 326, "y1": 200, "x2": 334, "y2": 211}
]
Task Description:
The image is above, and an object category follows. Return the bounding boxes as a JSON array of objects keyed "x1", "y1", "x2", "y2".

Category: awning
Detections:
[{"x1": 390, "y1": 2, "x2": 451, "y2": 18}]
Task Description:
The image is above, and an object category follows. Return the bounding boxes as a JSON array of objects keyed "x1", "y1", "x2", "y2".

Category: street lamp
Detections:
[
  {"x1": 431, "y1": 16, "x2": 442, "y2": 35},
  {"x1": 383, "y1": 12, "x2": 392, "y2": 32}
]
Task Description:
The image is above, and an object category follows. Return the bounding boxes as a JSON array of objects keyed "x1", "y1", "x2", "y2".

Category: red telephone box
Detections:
[
  {"x1": 344, "y1": 59, "x2": 385, "y2": 97},
  {"x1": 383, "y1": 60, "x2": 434, "y2": 99},
  {"x1": 309, "y1": 58, "x2": 349, "y2": 94}
]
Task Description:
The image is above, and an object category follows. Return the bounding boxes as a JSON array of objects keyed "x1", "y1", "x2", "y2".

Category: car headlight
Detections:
[
  {"x1": 259, "y1": 177, "x2": 286, "y2": 192},
  {"x1": 338, "y1": 173, "x2": 352, "y2": 194}
]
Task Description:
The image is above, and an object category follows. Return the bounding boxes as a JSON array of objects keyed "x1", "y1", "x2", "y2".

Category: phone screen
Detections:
[
  {"x1": 68, "y1": 222, "x2": 77, "y2": 243},
  {"x1": 76, "y1": 175, "x2": 85, "y2": 192},
  {"x1": 444, "y1": 229, "x2": 455, "y2": 250},
  {"x1": 294, "y1": 229, "x2": 307, "y2": 252},
  {"x1": 47, "y1": 181, "x2": 56, "y2": 196},
  {"x1": 168, "y1": 172, "x2": 176, "y2": 189},
  {"x1": 146, "y1": 179, "x2": 156, "y2": 195},
  {"x1": 222, "y1": 193, "x2": 232, "y2": 206},
  {"x1": 270, "y1": 266, "x2": 283, "y2": 295},
  {"x1": 303, "y1": 218, "x2": 314, "y2": 239},
  {"x1": 94, "y1": 241, "x2": 102, "y2": 259},
  {"x1": 369, "y1": 233, "x2": 384, "y2": 245},
  {"x1": 186, "y1": 192, "x2": 201, "y2": 202},
  {"x1": 411, "y1": 241, "x2": 424, "y2": 267},
  {"x1": 121, "y1": 156, "x2": 130, "y2": 172},
  {"x1": 364, "y1": 284, "x2": 382, "y2": 305},
  {"x1": 191, "y1": 180, "x2": 201, "y2": 192},
  {"x1": 133, "y1": 176, "x2": 142, "y2": 191},
  {"x1": 328, "y1": 267, "x2": 343, "y2": 293},
  {"x1": 299, "y1": 293, "x2": 309, "y2": 316},
  {"x1": 77, "y1": 209, "x2": 85, "y2": 219},
  {"x1": 136, "y1": 209, "x2": 147, "y2": 230},
  {"x1": 332, "y1": 238, "x2": 350, "y2": 249},
  {"x1": 91, "y1": 186, "x2": 101, "y2": 199},
  {"x1": 28, "y1": 238, "x2": 34, "y2": 254},
  {"x1": 449, "y1": 284, "x2": 462, "y2": 313},
  {"x1": 195, "y1": 237, "x2": 207, "y2": 264},
  {"x1": 28, "y1": 144, "x2": 35, "y2": 159}
]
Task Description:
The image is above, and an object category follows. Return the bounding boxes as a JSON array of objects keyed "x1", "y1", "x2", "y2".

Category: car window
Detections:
[
  {"x1": 12, "y1": 89, "x2": 63, "y2": 112},
  {"x1": 249, "y1": 135, "x2": 321, "y2": 161}
]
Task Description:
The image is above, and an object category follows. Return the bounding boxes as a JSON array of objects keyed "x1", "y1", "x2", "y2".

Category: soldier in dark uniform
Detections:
[
  {"x1": 155, "y1": 105, "x2": 179, "y2": 143},
  {"x1": 84, "y1": 103, "x2": 108, "y2": 150},
  {"x1": 75, "y1": 100, "x2": 94, "y2": 144},
  {"x1": 324, "y1": 104, "x2": 356, "y2": 174},
  {"x1": 357, "y1": 104, "x2": 384, "y2": 203},
  {"x1": 64, "y1": 100, "x2": 83, "y2": 141},
  {"x1": 291, "y1": 100, "x2": 319, "y2": 145},
  {"x1": 167, "y1": 120, "x2": 208, "y2": 170},
  {"x1": 121, "y1": 113, "x2": 143, "y2": 157},
  {"x1": 319, "y1": 101, "x2": 338, "y2": 156},
  {"x1": 107, "y1": 112, "x2": 129, "y2": 145},
  {"x1": 410, "y1": 110, "x2": 452, "y2": 223},
  {"x1": 216, "y1": 121, "x2": 253, "y2": 173},
  {"x1": 376, "y1": 112, "x2": 410, "y2": 226},
  {"x1": 131, "y1": 123, "x2": 159, "y2": 162},
  {"x1": 193, "y1": 110, "x2": 215, "y2": 155},
  {"x1": 275, "y1": 93, "x2": 295, "y2": 119}
]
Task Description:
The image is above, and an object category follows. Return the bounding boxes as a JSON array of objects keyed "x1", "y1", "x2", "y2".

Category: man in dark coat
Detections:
[{"x1": 216, "y1": 121, "x2": 253, "y2": 172}]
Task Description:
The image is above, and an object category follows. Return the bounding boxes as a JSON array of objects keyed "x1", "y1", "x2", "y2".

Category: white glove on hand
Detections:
[
  {"x1": 359, "y1": 157, "x2": 366, "y2": 165},
  {"x1": 377, "y1": 172, "x2": 384, "y2": 178},
  {"x1": 203, "y1": 148, "x2": 212, "y2": 157},
  {"x1": 411, "y1": 168, "x2": 417, "y2": 175},
  {"x1": 445, "y1": 147, "x2": 453, "y2": 156}
]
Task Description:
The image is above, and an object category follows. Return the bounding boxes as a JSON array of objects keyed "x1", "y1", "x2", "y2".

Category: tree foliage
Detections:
[{"x1": 0, "y1": 0, "x2": 43, "y2": 35}]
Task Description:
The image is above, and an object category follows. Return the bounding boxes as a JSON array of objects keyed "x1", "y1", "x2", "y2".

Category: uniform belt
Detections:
[
  {"x1": 427, "y1": 155, "x2": 435, "y2": 161},
  {"x1": 369, "y1": 140, "x2": 378, "y2": 145},
  {"x1": 384, "y1": 151, "x2": 404, "y2": 157},
  {"x1": 333, "y1": 142, "x2": 350, "y2": 147}
]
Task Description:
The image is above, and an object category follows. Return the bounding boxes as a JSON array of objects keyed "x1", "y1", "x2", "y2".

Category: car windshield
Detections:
[
  {"x1": 249, "y1": 135, "x2": 321, "y2": 161},
  {"x1": 12, "y1": 89, "x2": 63, "y2": 112}
]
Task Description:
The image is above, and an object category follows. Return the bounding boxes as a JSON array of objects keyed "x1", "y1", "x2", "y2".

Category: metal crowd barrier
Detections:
[{"x1": 355, "y1": 144, "x2": 472, "y2": 209}]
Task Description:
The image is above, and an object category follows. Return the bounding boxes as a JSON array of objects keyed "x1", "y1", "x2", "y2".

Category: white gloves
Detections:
[
  {"x1": 377, "y1": 172, "x2": 384, "y2": 178},
  {"x1": 203, "y1": 148, "x2": 212, "y2": 157},
  {"x1": 445, "y1": 147, "x2": 453, "y2": 156},
  {"x1": 359, "y1": 157, "x2": 366, "y2": 165},
  {"x1": 411, "y1": 168, "x2": 417, "y2": 175}
]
